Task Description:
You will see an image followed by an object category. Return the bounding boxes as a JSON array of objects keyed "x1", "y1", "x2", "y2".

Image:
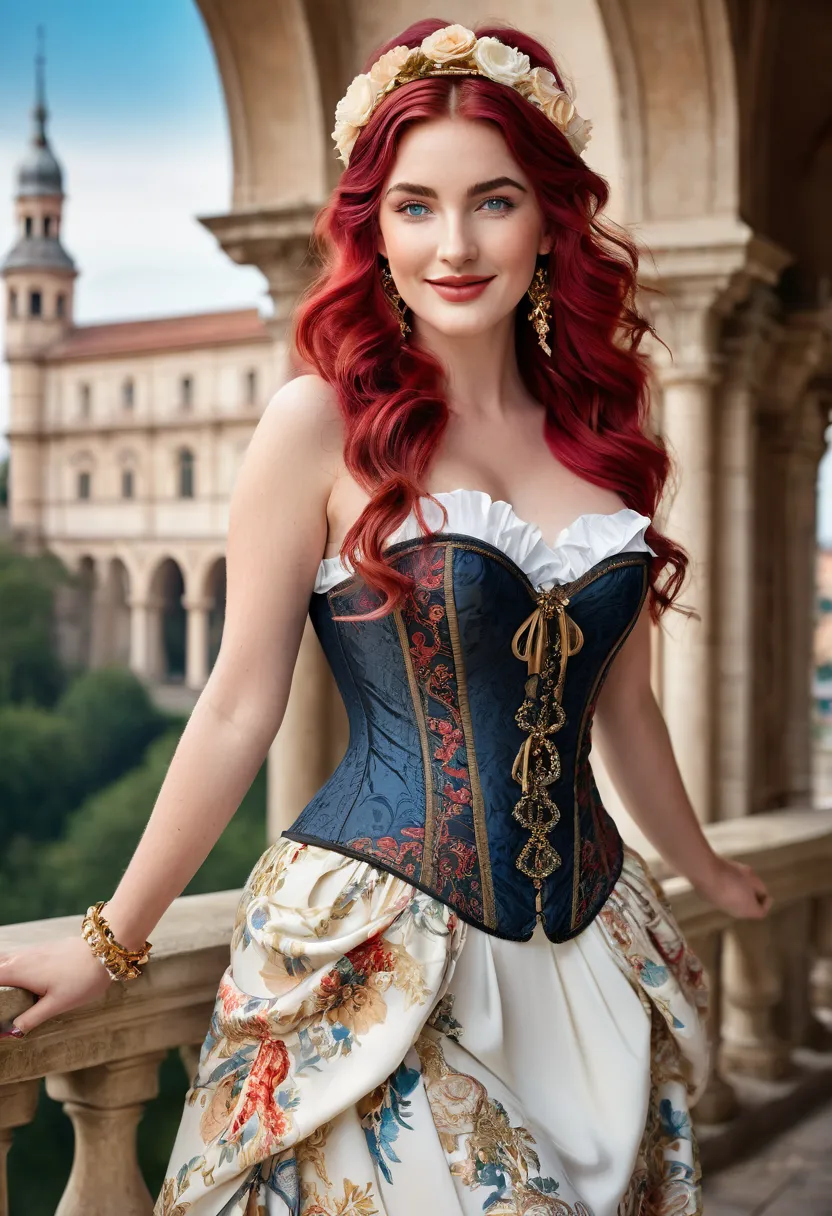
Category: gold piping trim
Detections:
[
  {"x1": 571, "y1": 561, "x2": 649, "y2": 927},
  {"x1": 444, "y1": 545, "x2": 498, "y2": 930},
  {"x1": 393, "y1": 606, "x2": 437, "y2": 885}
]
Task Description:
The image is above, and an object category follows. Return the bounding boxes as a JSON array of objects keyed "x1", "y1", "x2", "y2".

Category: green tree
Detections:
[
  {"x1": 0, "y1": 544, "x2": 69, "y2": 708},
  {"x1": 56, "y1": 666, "x2": 168, "y2": 792},
  {"x1": 0, "y1": 705, "x2": 83, "y2": 843}
]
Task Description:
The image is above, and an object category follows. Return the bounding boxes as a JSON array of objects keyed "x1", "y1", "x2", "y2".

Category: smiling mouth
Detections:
[{"x1": 426, "y1": 276, "x2": 495, "y2": 286}]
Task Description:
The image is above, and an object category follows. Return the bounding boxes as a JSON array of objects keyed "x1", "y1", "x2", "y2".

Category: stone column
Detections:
[
  {"x1": 714, "y1": 289, "x2": 780, "y2": 819},
  {"x1": 782, "y1": 376, "x2": 831, "y2": 808},
  {"x1": 649, "y1": 281, "x2": 724, "y2": 822},
  {"x1": 640, "y1": 227, "x2": 790, "y2": 824},
  {"x1": 756, "y1": 317, "x2": 831, "y2": 809},
  {"x1": 0, "y1": 1080, "x2": 39, "y2": 1216},
  {"x1": 182, "y1": 595, "x2": 213, "y2": 690},
  {"x1": 46, "y1": 1051, "x2": 167, "y2": 1216},
  {"x1": 127, "y1": 596, "x2": 150, "y2": 678}
]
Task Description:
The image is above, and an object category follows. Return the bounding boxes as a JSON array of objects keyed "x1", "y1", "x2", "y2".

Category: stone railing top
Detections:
[
  {"x1": 0, "y1": 889, "x2": 239, "y2": 1086},
  {"x1": 1, "y1": 808, "x2": 832, "y2": 1083}
]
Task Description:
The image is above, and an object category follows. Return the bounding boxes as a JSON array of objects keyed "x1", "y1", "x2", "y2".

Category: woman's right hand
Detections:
[{"x1": 0, "y1": 937, "x2": 114, "y2": 1039}]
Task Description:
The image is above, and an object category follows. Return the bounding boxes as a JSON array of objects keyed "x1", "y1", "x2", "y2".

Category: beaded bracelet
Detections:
[{"x1": 80, "y1": 901, "x2": 152, "y2": 982}]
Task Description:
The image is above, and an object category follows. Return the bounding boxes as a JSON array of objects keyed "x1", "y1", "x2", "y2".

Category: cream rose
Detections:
[
  {"x1": 472, "y1": 36, "x2": 530, "y2": 85},
  {"x1": 369, "y1": 45, "x2": 412, "y2": 89},
  {"x1": 334, "y1": 72, "x2": 379, "y2": 129},
  {"x1": 421, "y1": 23, "x2": 477, "y2": 63},
  {"x1": 565, "y1": 113, "x2": 593, "y2": 156},
  {"x1": 331, "y1": 117, "x2": 360, "y2": 165},
  {"x1": 524, "y1": 66, "x2": 559, "y2": 106}
]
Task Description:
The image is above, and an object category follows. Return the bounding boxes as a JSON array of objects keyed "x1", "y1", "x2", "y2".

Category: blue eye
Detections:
[
  {"x1": 480, "y1": 196, "x2": 514, "y2": 212},
  {"x1": 400, "y1": 202, "x2": 430, "y2": 218}
]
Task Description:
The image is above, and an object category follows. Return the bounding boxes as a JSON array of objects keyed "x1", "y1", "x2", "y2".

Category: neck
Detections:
[{"x1": 411, "y1": 310, "x2": 531, "y2": 420}]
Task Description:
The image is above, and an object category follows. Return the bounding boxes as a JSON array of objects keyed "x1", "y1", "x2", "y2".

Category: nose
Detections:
[{"x1": 436, "y1": 210, "x2": 478, "y2": 268}]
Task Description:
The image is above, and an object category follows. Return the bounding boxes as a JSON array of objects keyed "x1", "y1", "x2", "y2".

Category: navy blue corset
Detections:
[{"x1": 283, "y1": 533, "x2": 650, "y2": 942}]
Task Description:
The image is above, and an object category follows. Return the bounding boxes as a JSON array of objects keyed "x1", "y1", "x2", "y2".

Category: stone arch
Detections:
[
  {"x1": 148, "y1": 556, "x2": 188, "y2": 682},
  {"x1": 193, "y1": 0, "x2": 341, "y2": 207}
]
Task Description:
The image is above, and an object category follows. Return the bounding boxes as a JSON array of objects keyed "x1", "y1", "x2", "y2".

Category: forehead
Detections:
[{"x1": 384, "y1": 116, "x2": 525, "y2": 191}]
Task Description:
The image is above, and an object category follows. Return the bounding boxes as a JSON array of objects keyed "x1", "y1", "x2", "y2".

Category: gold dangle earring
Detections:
[
  {"x1": 527, "y1": 264, "x2": 552, "y2": 357},
  {"x1": 380, "y1": 261, "x2": 411, "y2": 339}
]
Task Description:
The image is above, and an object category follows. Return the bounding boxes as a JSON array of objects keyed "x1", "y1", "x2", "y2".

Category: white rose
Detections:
[
  {"x1": 472, "y1": 36, "x2": 530, "y2": 85},
  {"x1": 334, "y1": 72, "x2": 379, "y2": 129},
  {"x1": 369, "y1": 45, "x2": 412, "y2": 89},
  {"x1": 421, "y1": 24, "x2": 477, "y2": 63}
]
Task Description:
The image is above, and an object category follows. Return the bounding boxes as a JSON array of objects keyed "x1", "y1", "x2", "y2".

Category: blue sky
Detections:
[{"x1": 1, "y1": 1, "x2": 830, "y2": 540}]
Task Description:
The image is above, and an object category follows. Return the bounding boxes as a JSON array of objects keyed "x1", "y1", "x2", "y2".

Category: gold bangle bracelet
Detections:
[{"x1": 80, "y1": 901, "x2": 152, "y2": 982}]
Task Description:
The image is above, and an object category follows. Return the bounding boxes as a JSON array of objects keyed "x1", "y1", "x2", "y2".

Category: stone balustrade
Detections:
[{"x1": 2, "y1": 810, "x2": 832, "y2": 1213}]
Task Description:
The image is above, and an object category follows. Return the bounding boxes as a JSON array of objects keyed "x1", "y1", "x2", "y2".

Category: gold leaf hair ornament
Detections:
[{"x1": 332, "y1": 24, "x2": 593, "y2": 167}]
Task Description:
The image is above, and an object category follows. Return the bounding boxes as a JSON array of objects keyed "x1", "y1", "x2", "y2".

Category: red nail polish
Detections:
[{"x1": 0, "y1": 1027, "x2": 24, "y2": 1039}]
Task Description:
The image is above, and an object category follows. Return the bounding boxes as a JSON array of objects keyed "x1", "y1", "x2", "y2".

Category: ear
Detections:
[
  {"x1": 538, "y1": 230, "x2": 554, "y2": 256},
  {"x1": 378, "y1": 233, "x2": 388, "y2": 260}
]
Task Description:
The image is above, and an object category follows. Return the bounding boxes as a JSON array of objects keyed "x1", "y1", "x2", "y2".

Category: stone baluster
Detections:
[
  {"x1": 812, "y1": 894, "x2": 832, "y2": 1014},
  {"x1": 45, "y1": 1051, "x2": 167, "y2": 1216},
  {"x1": 687, "y1": 930, "x2": 737, "y2": 1124},
  {"x1": 720, "y1": 918, "x2": 792, "y2": 1079},
  {"x1": 0, "y1": 1080, "x2": 39, "y2": 1216}
]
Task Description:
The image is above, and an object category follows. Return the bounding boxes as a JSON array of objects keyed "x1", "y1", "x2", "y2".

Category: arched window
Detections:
[
  {"x1": 24, "y1": 216, "x2": 33, "y2": 237},
  {"x1": 180, "y1": 376, "x2": 193, "y2": 408},
  {"x1": 43, "y1": 216, "x2": 52, "y2": 237},
  {"x1": 122, "y1": 378, "x2": 135, "y2": 409},
  {"x1": 56, "y1": 293, "x2": 65, "y2": 319},
  {"x1": 77, "y1": 470, "x2": 91, "y2": 500},
  {"x1": 29, "y1": 290, "x2": 42, "y2": 317},
  {"x1": 79, "y1": 383, "x2": 91, "y2": 416},
  {"x1": 8, "y1": 289, "x2": 17, "y2": 319},
  {"x1": 245, "y1": 369, "x2": 257, "y2": 406},
  {"x1": 178, "y1": 448, "x2": 195, "y2": 499},
  {"x1": 122, "y1": 468, "x2": 134, "y2": 499}
]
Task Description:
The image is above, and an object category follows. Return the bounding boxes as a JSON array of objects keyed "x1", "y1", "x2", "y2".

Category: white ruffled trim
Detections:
[{"x1": 314, "y1": 488, "x2": 655, "y2": 594}]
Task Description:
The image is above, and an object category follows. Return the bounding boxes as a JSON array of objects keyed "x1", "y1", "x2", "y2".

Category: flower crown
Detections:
[{"x1": 332, "y1": 24, "x2": 593, "y2": 167}]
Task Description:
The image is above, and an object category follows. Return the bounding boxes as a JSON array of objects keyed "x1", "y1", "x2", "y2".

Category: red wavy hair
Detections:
[{"x1": 293, "y1": 18, "x2": 687, "y2": 622}]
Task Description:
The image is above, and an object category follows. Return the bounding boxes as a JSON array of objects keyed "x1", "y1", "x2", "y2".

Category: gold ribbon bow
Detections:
[{"x1": 510, "y1": 589, "x2": 584, "y2": 795}]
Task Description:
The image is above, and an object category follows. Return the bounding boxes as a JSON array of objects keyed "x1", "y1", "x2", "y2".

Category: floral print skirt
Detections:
[{"x1": 154, "y1": 841, "x2": 709, "y2": 1216}]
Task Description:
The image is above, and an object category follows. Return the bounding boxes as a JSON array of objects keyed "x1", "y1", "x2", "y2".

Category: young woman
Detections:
[{"x1": 0, "y1": 20, "x2": 771, "y2": 1216}]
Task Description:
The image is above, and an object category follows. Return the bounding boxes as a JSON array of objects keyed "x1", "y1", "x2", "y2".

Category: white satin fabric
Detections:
[
  {"x1": 314, "y1": 487, "x2": 655, "y2": 594},
  {"x1": 449, "y1": 919, "x2": 652, "y2": 1216}
]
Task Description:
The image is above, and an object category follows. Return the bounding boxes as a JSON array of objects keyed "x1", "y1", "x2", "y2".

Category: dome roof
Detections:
[{"x1": 16, "y1": 130, "x2": 63, "y2": 198}]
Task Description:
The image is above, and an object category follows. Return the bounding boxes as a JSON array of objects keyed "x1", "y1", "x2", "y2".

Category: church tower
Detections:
[{"x1": 2, "y1": 31, "x2": 77, "y2": 547}]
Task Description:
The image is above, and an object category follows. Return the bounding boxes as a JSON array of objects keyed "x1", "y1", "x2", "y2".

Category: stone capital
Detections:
[
  {"x1": 199, "y1": 201, "x2": 322, "y2": 329},
  {"x1": 638, "y1": 218, "x2": 791, "y2": 385}
]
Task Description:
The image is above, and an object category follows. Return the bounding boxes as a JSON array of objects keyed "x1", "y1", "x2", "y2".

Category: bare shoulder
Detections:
[{"x1": 255, "y1": 373, "x2": 344, "y2": 479}]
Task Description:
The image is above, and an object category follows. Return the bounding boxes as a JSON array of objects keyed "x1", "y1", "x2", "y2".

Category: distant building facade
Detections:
[{"x1": 1, "y1": 60, "x2": 278, "y2": 689}]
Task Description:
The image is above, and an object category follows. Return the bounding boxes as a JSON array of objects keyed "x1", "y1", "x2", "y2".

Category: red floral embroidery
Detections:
[{"x1": 226, "y1": 1037, "x2": 291, "y2": 1144}]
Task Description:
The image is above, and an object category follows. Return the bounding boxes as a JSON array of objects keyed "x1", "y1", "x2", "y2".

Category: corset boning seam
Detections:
[{"x1": 327, "y1": 605, "x2": 372, "y2": 836}]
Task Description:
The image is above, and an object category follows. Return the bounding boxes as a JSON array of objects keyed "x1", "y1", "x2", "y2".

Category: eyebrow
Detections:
[{"x1": 384, "y1": 175, "x2": 528, "y2": 199}]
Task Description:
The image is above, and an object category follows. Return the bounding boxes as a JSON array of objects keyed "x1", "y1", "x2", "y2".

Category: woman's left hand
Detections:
[{"x1": 692, "y1": 856, "x2": 772, "y2": 919}]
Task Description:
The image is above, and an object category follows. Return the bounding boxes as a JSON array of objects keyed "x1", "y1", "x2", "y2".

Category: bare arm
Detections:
[
  {"x1": 0, "y1": 374, "x2": 344, "y2": 1034},
  {"x1": 593, "y1": 607, "x2": 771, "y2": 918}
]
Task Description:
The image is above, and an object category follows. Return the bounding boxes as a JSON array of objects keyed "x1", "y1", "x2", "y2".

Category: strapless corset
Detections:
[{"x1": 283, "y1": 491, "x2": 653, "y2": 943}]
